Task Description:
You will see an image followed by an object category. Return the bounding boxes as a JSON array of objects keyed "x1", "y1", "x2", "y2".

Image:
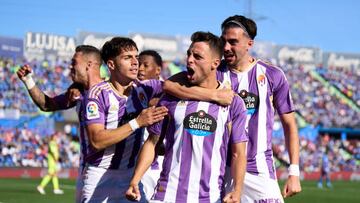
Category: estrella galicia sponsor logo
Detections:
[
  {"x1": 183, "y1": 110, "x2": 217, "y2": 136},
  {"x1": 238, "y1": 90, "x2": 259, "y2": 115}
]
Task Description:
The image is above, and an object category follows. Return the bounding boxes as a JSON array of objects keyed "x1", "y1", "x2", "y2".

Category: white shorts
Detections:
[
  {"x1": 141, "y1": 156, "x2": 164, "y2": 201},
  {"x1": 149, "y1": 199, "x2": 221, "y2": 203},
  {"x1": 224, "y1": 168, "x2": 284, "y2": 203},
  {"x1": 81, "y1": 165, "x2": 146, "y2": 203}
]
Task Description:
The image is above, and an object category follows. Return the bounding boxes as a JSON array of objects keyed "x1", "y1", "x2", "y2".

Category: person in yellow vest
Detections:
[{"x1": 37, "y1": 134, "x2": 64, "y2": 195}]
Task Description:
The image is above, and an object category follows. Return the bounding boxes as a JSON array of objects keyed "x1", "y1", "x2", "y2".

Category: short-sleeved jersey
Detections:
[
  {"x1": 84, "y1": 79, "x2": 162, "y2": 170},
  {"x1": 216, "y1": 59, "x2": 295, "y2": 180},
  {"x1": 52, "y1": 83, "x2": 88, "y2": 170},
  {"x1": 148, "y1": 93, "x2": 247, "y2": 203}
]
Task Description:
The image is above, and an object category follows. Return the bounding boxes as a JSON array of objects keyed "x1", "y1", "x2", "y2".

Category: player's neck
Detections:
[
  {"x1": 232, "y1": 55, "x2": 256, "y2": 72},
  {"x1": 87, "y1": 77, "x2": 103, "y2": 90},
  {"x1": 197, "y1": 76, "x2": 218, "y2": 89},
  {"x1": 110, "y1": 77, "x2": 133, "y2": 95}
]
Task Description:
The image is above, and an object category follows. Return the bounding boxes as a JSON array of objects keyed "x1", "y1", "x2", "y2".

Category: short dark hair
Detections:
[
  {"x1": 101, "y1": 37, "x2": 138, "y2": 63},
  {"x1": 75, "y1": 45, "x2": 102, "y2": 64},
  {"x1": 221, "y1": 15, "x2": 257, "y2": 40},
  {"x1": 190, "y1": 31, "x2": 223, "y2": 59},
  {"x1": 139, "y1": 50, "x2": 163, "y2": 67}
]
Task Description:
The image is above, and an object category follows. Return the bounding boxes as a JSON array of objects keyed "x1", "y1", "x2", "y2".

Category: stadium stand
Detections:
[{"x1": 0, "y1": 35, "x2": 359, "y2": 177}]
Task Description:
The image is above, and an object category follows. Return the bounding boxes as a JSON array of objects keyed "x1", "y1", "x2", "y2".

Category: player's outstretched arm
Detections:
[
  {"x1": 163, "y1": 72, "x2": 234, "y2": 106},
  {"x1": 126, "y1": 133, "x2": 160, "y2": 201},
  {"x1": 87, "y1": 106, "x2": 168, "y2": 150},
  {"x1": 16, "y1": 64, "x2": 79, "y2": 111},
  {"x1": 280, "y1": 112, "x2": 302, "y2": 198}
]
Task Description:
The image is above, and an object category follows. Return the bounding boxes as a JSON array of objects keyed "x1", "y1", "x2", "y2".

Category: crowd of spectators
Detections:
[
  {"x1": 281, "y1": 62, "x2": 360, "y2": 128},
  {"x1": 0, "y1": 57, "x2": 72, "y2": 114},
  {"x1": 2, "y1": 124, "x2": 358, "y2": 173},
  {"x1": 0, "y1": 127, "x2": 79, "y2": 168},
  {"x1": 0, "y1": 55, "x2": 359, "y2": 173},
  {"x1": 315, "y1": 65, "x2": 360, "y2": 107},
  {"x1": 273, "y1": 134, "x2": 360, "y2": 173}
]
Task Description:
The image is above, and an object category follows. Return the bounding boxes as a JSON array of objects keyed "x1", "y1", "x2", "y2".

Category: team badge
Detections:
[
  {"x1": 137, "y1": 89, "x2": 148, "y2": 108},
  {"x1": 257, "y1": 74, "x2": 266, "y2": 86},
  {"x1": 183, "y1": 110, "x2": 217, "y2": 136},
  {"x1": 86, "y1": 101, "x2": 100, "y2": 119}
]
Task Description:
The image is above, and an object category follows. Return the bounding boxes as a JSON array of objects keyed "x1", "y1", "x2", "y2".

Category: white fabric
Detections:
[
  {"x1": 81, "y1": 165, "x2": 146, "y2": 203},
  {"x1": 141, "y1": 156, "x2": 164, "y2": 201},
  {"x1": 242, "y1": 172, "x2": 284, "y2": 203}
]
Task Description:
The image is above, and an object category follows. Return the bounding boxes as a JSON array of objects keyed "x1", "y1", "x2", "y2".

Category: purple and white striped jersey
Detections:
[
  {"x1": 84, "y1": 79, "x2": 163, "y2": 170},
  {"x1": 148, "y1": 93, "x2": 248, "y2": 203},
  {"x1": 216, "y1": 59, "x2": 295, "y2": 180},
  {"x1": 53, "y1": 86, "x2": 88, "y2": 171}
]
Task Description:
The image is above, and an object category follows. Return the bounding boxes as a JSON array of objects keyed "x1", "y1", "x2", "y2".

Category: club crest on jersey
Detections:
[
  {"x1": 238, "y1": 90, "x2": 259, "y2": 115},
  {"x1": 86, "y1": 101, "x2": 100, "y2": 119},
  {"x1": 137, "y1": 90, "x2": 148, "y2": 108},
  {"x1": 257, "y1": 74, "x2": 266, "y2": 86},
  {"x1": 183, "y1": 110, "x2": 217, "y2": 136}
]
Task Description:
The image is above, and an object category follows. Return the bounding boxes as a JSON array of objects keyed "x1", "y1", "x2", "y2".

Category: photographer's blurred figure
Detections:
[{"x1": 37, "y1": 133, "x2": 64, "y2": 195}]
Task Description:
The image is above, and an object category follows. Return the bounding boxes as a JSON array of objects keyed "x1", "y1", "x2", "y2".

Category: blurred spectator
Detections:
[
  {"x1": 1, "y1": 51, "x2": 359, "y2": 174},
  {"x1": 0, "y1": 57, "x2": 72, "y2": 113},
  {"x1": 0, "y1": 127, "x2": 79, "y2": 168},
  {"x1": 273, "y1": 134, "x2": 360, "y2": 173}
]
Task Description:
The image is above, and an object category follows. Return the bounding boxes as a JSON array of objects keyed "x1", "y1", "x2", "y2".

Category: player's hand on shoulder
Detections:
[
  {"x1": 215, "y1": 88, "x2": 235, "y2": 106},
  {"x1": 136, "y1": 106, "x2": 168, "y2": 127},
  {"x1": 66, "y1": 86, "x2": 82, "y2": 102}
]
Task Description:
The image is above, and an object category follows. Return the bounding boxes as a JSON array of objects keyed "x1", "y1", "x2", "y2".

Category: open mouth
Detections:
[
  {"x1": 130, "y1": 67, "x2": 138, "y2": 73},
  {"x1": 186, "y1": 67, "x2": 195, "y2": 79},
  {"x1": 224, "y1": 52, "x2": 234, "y2": 60},
  {"x1": 138, "y1": 73, "x2": 145, "y2": 79}
]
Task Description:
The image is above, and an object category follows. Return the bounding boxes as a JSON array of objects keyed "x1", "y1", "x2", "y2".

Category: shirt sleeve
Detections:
[
  {"x1": 230, "y1": 95, "x2": 248, "y2": 144},
  {"x1": 272, "y1": 70, "x2": 295, "y2": 115},
  {"x1": 52, "y1": 93, "x2": 71, "y2": 109},
  {"x1": 52, "y1": 82, "x2": 84, "y2": 109},
  {"x1": 84, "y1": 93, "x2": 105, "y2": 125},
  {"x1": 147, "y1": 95, "x2": 168, "y2": 136},
  {"x1": 142, "y1": 79, "x2": 164, "y2": 99}
]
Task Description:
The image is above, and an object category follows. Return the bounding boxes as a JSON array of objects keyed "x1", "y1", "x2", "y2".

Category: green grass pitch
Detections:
[{"x1": 0, "y1": 178, "x2": 359, "y2": 203}]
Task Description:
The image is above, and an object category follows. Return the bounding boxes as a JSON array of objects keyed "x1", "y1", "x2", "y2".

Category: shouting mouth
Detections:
[{"x1": 186, "y1": 67, "x2": 195, "y2": 80}]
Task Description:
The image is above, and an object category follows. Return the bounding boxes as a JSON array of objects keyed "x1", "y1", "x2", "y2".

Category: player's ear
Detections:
[
  {"x1": 106, "y1": 60, "x2": 115, "y2": 71},
  {"x1": 86, "y1": 61, "x2": 91, "y2": 71},
  {"x1": 247, "y1": 39, "x2": 254, "y2": 48},
  {"x1": 211, "y1": 58, "x2": 220, "y2": 70}
]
